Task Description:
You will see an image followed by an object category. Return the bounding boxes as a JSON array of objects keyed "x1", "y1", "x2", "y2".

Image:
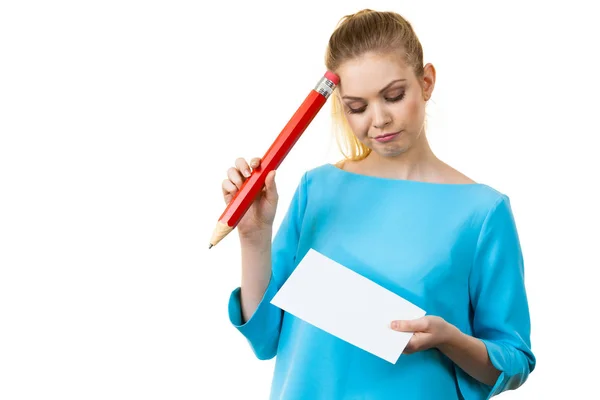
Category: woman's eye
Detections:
[
  {"x1": 386, "y1": 92, "x2": 405, "y2": 102},
  {"x1": 348, "y1": 107, "x2": 366, "y2": 114},
  {"x1": 346, "y1": 91, "x2": 405, "y2": 114}
]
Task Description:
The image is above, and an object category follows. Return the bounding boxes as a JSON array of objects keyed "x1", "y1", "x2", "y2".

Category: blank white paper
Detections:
[{"x1": 270, "y1": 248, "x2": 426, "y2": 364}]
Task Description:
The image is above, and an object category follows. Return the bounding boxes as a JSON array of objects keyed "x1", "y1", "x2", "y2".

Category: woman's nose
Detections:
[{"x1": 373, "y1": 107, "x2": 392, "y2": 129}]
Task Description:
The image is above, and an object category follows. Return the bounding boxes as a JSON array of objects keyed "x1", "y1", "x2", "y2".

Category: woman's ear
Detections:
[{"x1": 422, "y1": 63, "x2": 436, "y2": 101}]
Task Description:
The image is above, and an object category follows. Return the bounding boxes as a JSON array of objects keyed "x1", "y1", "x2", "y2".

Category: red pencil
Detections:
[{"x1": 209, "y1": 71, "x2": 340, "y2": 249}]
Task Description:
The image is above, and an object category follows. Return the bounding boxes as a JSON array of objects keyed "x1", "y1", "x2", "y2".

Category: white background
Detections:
[{"x1": 1, "y1": 0, "x2": 598, "y2": 398}]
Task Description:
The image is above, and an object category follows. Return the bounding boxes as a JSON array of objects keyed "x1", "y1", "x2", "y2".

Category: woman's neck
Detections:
[{"x1": 363, "y1": 136, "x2": 441, "y2": 181}]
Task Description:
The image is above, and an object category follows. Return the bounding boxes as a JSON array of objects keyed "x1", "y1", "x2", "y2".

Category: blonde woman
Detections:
[{"x1": 221, "y1": 9, "x2": 535, "y2": 399}]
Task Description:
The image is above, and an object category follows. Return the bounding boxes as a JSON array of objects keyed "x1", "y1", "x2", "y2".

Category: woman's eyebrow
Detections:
[{"x1": 341, "y1": 79, "x2": 407, "y2": 100}]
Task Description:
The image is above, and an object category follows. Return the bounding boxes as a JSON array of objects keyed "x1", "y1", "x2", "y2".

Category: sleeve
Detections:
[
  {"x1": 458, "y1": 195, "x2": 536, "y2": 399},
  {"x1": 226, "y1": 172, "x2": 309, "y2": 360}
]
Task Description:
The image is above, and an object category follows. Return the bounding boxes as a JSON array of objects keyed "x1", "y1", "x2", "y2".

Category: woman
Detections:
[{"x1": 221, "y1": 9, "x2": 535, "y2": 399}]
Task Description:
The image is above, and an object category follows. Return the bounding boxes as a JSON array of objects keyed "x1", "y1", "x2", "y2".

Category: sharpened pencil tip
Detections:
[{"x1": 209, "y1": 244, "x2": 213, "y2": 249}]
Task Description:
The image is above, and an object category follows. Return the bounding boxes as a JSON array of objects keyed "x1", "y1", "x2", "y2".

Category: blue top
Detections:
[{"x1": 228, "y1": 164, "x2": 535, "y2": 399}]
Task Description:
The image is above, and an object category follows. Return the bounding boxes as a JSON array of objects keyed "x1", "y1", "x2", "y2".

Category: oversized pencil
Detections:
[{"x1": 209, "y1": 71, "x2": 340, "y2": 249}]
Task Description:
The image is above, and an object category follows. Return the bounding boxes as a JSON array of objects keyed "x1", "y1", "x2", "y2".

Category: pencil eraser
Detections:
[{"x1": 325, "y1": 71, "x2": 340, "y2": 85}]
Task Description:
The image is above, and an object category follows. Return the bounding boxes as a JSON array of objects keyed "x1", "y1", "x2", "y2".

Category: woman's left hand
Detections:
[{"x1": 390, "y1": 316, "x2": 458, "y2": 354}]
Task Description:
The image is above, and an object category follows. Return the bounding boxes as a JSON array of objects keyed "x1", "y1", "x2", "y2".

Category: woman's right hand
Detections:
[{"x1": 222, "y1": 157, "x2": 278, "y2": 238}]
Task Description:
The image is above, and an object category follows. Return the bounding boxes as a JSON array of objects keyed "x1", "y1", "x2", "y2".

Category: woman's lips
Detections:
[{"x1": 373, "y1": 131, "x2": 401, "y2": 143}]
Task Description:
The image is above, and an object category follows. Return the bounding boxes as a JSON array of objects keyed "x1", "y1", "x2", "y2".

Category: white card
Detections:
[{"x1": 270, "y1": 248, "x2": 426, "y2": 364}]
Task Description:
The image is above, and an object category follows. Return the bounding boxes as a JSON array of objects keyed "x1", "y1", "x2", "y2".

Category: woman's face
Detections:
[{"x1": 336, "y1": 51, "x2": 435, "y2": 158}]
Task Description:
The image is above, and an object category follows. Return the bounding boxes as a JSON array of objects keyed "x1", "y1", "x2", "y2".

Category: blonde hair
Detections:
[{"x1": 325, "y1": 9, "x2": 425, "y2": 162}]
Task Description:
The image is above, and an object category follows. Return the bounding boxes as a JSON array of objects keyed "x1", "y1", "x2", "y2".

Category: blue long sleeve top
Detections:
[{"x1": 228, "y1": 163, "x2": 535, "y2": 399}]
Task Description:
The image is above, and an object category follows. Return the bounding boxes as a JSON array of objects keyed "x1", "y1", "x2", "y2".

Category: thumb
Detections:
[
  {"x1": 264, "y1": 170, "x2": 278, "y2": 201},
  {"x1": 391, "y1": 317, "x2": 429, "y2": 333}
]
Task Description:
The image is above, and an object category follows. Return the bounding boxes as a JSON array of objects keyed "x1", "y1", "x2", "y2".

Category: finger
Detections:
[
  {"x1": 227, "y1": 167, "x2": 244, "y2": 190},
  {"x1": 250, "y1": 157, "x2": 261, "y2": 170},
  {"x1": 235, "y1": 158, "x2": 252, "y2": 178},
  {"x1": 222, "y1": 178, "x2": 237, "y2": 195},
  {"x1": 222, "y1": 179, "x2": 237, "y2": 204},
  {"x1": 391, "y1": 317, "x2": 428, "y2": 332},
  {"x1": 264, "y1": 170, "x2": 278, "y2": 201},
  {"x1": 403, "y1": 335, "x2": 420, "y2": 354}
]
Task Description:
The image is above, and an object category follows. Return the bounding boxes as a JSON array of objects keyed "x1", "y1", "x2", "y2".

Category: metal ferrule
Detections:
[{"x1": 314, "y1": 76, "x2": 337, "y2": 98}]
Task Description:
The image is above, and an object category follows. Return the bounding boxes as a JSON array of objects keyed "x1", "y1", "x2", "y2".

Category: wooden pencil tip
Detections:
[
  {"x1": 209, "y1": 222, "x2": 232, "y2": 249},
  {"x1": 208, "y1": 244, "x2": 213, "y2": 249}
]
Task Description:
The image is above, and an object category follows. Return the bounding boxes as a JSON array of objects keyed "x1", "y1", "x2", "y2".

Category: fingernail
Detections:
[
  {"x1": 243, "y1": 169, "x2": 251, "y2": 177},
  {"x1": 391, "y1": 321, "x2": 398, "y2": 330}
]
